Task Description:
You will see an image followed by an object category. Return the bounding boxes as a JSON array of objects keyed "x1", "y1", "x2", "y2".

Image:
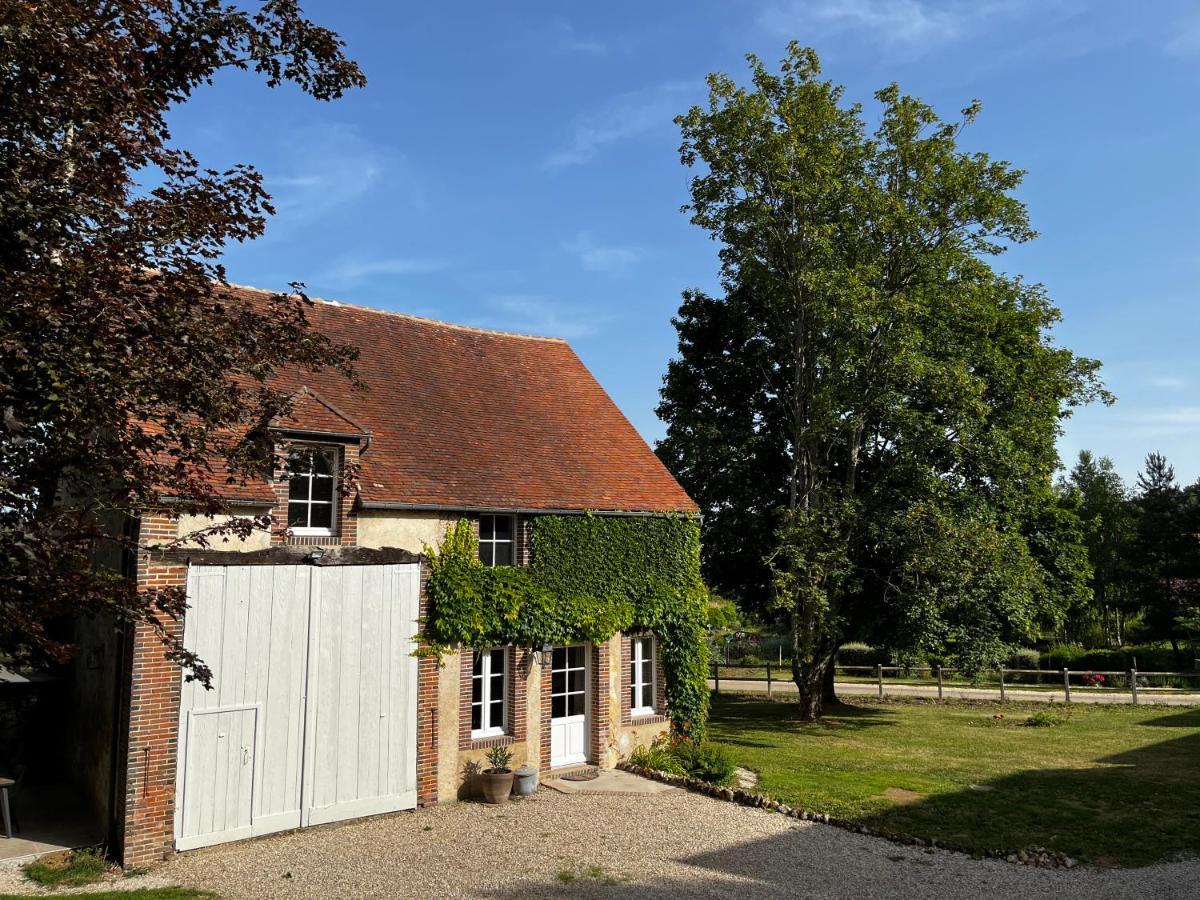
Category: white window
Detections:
[
  {"x1": 471, "y1": 648, "x2": 506, "y2": 737},
  {"x1": 478, "y1": 514, "x2": 515, "y2": 566},
  {"x1": 630, "y1": 636, "x2": 656, "y2": 716},
  {"x1": 287, "y1": 447, "x2": 337, "y2": 534}
]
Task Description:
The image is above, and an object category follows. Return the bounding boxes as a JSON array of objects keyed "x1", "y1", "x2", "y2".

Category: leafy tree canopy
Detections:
[
  {"x1": 0, "y1": 1, "x2": 365, "y2": 677},
  {"x1": 657, "y1": 44, "x2": 1107, "y2": 717}
]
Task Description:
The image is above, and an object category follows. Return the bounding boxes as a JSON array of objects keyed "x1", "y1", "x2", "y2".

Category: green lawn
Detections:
[{"x1": 709, "y1": 694, "x2": 1200, "y2": 867}]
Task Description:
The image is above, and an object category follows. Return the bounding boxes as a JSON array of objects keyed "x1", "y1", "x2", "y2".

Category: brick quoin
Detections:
[{"x1": 590, "y1": 640, "x2": 610, "y2": 766}]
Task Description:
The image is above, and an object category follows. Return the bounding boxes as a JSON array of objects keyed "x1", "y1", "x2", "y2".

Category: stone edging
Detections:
[{"x1": 617, "y1": 762, "x2": 1079, "y2": 870}]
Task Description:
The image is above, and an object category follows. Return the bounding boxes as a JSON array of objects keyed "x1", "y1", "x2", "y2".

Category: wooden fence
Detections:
[{"x1": 709, "y1": 662, "x2": 1200, "y2": 705}]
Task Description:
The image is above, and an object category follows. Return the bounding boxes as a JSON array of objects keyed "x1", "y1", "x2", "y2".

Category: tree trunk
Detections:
[
  {"x1": 791, "y1": 629, "x2": 839, "y2": 721},
  {"x1": 821, "y1": 651, "x2": 840, "y2": 707}
]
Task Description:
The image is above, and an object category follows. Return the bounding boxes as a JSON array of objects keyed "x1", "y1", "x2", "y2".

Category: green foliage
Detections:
[
  {"x1": 485, "y1": 744, "x2": 514, "y2": 773},
  {"x1": 426, "y1": 515, "x2": 710, "y2": 737},
  {"x1": 705, "y1": 593, "x2": 742, "y2": 631},
  {"x1": 629, "y1": 734, "x2": 736, "y2": 786},
  {"x1": 659, "y1": 44, "x2": 1107, "y2": 716},
  {"x1": 629, "y1": 739, "x2": 687, "y2": 775},
  {"x1": 0, "y1": 1, "x2": 364, "y2": 679}
]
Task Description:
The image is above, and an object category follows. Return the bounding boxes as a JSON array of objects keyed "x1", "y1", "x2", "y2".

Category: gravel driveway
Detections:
[{"x1": 4, "y1": 786, "x2": 1197, "y2": 898}]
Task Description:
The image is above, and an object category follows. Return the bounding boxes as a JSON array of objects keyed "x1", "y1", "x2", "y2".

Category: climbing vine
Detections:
[{"x1": 424, "y1": 514, "x2": 710, "y2": 738}]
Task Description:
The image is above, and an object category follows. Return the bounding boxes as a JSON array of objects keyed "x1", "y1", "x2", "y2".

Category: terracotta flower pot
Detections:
[{"x1": 480, "y1": 768, "x2": 514, "y2": 804}]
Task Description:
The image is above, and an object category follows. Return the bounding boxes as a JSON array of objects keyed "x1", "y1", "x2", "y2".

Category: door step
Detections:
[{"x1": 549, "y1": 764, "x2": 600, "y2": 781}]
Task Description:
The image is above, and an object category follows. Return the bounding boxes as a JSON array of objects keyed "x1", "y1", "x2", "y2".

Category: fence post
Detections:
[
  {"x1": 767, "y1": 663, "x2": 773, "y2": 701},
  {"x1": 713, "y1": 662, "x2": 720, "y2": 695},
  {"x1": 877, "y1": 663, "x2": 884, "y2": 699},
  {"x1": 999, "y1": 667, "x2": 1006, "y2": 703},
  {"x1": 937, "y1": 666, "x2": 944, "y2": 701},
  {"x1": 1062, "y1": 667, "x2": 1071, "y2": 703},
  {"x1": 1130, "y1": 665, "x2": 1138, "y2": 706}
]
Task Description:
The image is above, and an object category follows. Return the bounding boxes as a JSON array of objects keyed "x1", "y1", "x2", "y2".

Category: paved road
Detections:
[{"x1": 709, "y1": 678, "x2": 1200, "y2": 706}]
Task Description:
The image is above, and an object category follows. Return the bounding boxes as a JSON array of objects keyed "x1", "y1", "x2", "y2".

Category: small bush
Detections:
[
  {"x1": 23, "y1": 848, "x2": 110, "y2": 887},
  {"x1": 837, "y1": 643, "x2": 887, "y2": 667},
  {"x1": 629, "y1": 739, "x2": 686, "y2": 775},
  {"x1": 1007, "y1": 648, "x2": 1041, "y2": 670},
  {"x1": 629, "y1": 735, "x2": 735, "y2": 785},
  {"x1": 677, "y1": 742, "x2": 737, "y2": 786}
]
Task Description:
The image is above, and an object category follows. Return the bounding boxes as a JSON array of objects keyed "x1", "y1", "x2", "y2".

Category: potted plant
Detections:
[{"x1": 480, "y1": 745, "x2": 515, "y2": 804}]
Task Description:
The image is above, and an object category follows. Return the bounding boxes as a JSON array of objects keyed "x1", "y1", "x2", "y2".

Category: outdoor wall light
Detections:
[{"x1": 531, "y1": 644, "x2": 554, "y2": 667}]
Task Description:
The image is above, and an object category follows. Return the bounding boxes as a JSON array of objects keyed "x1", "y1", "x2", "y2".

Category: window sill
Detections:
[
  {"x1": 630, "y1": 713, "x2": 668, "y2": 726},
  {"x1": 469, "y1": 733, "x2": 515, "y2": 750}
]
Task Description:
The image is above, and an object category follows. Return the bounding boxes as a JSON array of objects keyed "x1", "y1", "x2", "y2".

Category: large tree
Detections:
[
  {"x1": 1130, "y1": 453, "x2": 1200, "y2": 665},
  {"x1": 657, "y1": 45, "x2": 1105, "y2": 718},
  {"x1": 1058, "y1": 450, "x2": 1135, "y2": 645},
  {"x1": 0, "y1": 1, "x2": 365, "y2": 680}
]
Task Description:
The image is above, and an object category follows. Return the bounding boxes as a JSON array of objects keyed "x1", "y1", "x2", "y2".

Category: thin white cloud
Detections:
[
  {"x1": 563, "y1": 232, "x2": 641, "y2": 275},
  {"x1": 320, "y1": 257, "x2": 449, "y2": 289},
  {"x1": 471, "y1": 294, "x2": 617, "y2": 339},
  {"x1": 1147, "y1": 375, "x2": 1188, "y2": 391},
  {"x1": 543, "y1": 81, "x2": 694, "y2": 170},
  {"x1": 1165, "y1": 14, "x2": 1200, "y2": 58},
  {"x1": 267, "y1": 124, "x2": 422, "y2": 219},
  {"x1": 757, "y1": 0, "x2": 1037, "y2": 52},
  {"x1": 549, "y1": 17, "x2": 608, "y2": 55}
]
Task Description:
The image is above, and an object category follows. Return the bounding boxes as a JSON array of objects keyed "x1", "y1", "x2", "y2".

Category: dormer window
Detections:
[{"x1": 287, "y1": 447, "x2": 337, "y2": 535}]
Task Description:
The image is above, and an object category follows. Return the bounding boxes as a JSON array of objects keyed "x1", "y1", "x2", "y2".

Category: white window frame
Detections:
[
  {"x1": 286, "y1": 446, "x2": 338, "y2": 536},
  {"x1": 477, "y1": 513, "x2": 516, "y2": 567},
  {"x1": 471, "y1": 647, "x2": 507, "y2": 739},
  {"x1": 630, "y1": 635, "x2": 656, "y2": 717}
]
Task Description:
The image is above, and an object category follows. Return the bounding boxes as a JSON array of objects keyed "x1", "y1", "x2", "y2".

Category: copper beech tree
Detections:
[{"x1": 0, "y1": 1, "x2": 366, "y2": 681}]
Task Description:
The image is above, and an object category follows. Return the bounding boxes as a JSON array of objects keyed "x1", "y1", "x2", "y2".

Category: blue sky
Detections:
[{"x1": 170, "y1": 1, "x2": 1200, "y2": 486}]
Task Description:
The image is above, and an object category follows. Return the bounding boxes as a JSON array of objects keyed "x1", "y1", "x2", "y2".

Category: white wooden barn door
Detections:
[{"x1": 174, "y1": 563, "x2": 420, "y2": 851}]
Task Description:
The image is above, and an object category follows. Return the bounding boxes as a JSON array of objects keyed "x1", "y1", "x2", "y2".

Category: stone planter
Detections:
[{"x1": 480, "y1": 768, "x2": 514, "y2": 804}]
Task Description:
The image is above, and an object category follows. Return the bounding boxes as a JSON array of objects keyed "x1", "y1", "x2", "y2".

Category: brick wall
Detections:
[
  {"x1": 458, "y1": 647, "x2": 528, "y2": 750},
  {"x1": 619, "y1": 632, "x2": 669, "y2": 727},
  {"x1": 416, "y1": 559, "x2": 438, "y2": 806},
  {"x1": 590, "y1": 640, "x2": 611, "y2": 766},
  {"x1": 119, "y1": 512, "x2": 186, "y2": 868},
  {"x1": 269, "y1": 440, "x2": 360, "y2": 546}
]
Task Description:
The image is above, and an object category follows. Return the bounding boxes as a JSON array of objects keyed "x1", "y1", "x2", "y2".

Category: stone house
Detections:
[{"x1": 78, "y1": 287, "x2": 697, "y2": 867}]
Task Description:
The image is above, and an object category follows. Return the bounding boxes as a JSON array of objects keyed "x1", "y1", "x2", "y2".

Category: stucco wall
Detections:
[
  {"x1": 172, "y1": 511, "x2": 273, "y2": 550},
  {"x1": 357, "y1": 510, "x2": 457, "y2": 553},
  {"x1": 436, "y1": 651, "x2": 544, "y2": 802}
]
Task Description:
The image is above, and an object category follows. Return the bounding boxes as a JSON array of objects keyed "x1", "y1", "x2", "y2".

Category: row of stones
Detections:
[{"x1": 617, "y1": 763, "x2": 1080, "y2": 870}]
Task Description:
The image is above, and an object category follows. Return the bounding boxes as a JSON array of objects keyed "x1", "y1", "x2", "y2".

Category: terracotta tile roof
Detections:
[
  {"x1": 227, "y1": 286, "x2": 697, "y2": 514},
  {"x1": 271, "y1": 386, "x2": 371, "y2": 438}
]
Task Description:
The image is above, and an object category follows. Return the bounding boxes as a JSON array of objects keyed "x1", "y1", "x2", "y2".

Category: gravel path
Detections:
[{"x1": 6, "y1": 785, "x2": 1188, "y2": 899}]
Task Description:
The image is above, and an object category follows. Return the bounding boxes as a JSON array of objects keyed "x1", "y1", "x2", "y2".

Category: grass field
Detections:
[{"x1": 708, "y1": 695, "x2": 1200, "y2": 867}]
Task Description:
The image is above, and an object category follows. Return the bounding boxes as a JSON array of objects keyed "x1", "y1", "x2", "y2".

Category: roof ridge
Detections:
[{"x1": 224, "y1": 281, "x2": 570, "y2": 344}]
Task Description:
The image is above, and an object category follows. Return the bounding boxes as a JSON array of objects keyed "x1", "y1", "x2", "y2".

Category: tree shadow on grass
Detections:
[
  {"x1": 859, "y1": 715, "x2": 1200, "y2": 867},
  {"x1": 710, "y1": 695, "x2": 899, "y2": 743}
]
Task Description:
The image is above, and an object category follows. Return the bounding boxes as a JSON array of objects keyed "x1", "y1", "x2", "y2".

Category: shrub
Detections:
[
  {"x1": 676, "y1": 742, "x2": 737, "y2": 786},
  {"x1": 485, "y1": 744, "x2": 514, "y2": 773},
  {"x1": 629, "y1": 738, "x2": 686, "y2": 775},
  {"x1": 837, "y1": 642, "x2": 886, "y2": 667},
  {"x1": 628, "y1": 735, "x2": 735, "y2": 785},
  {"x1": 1007, "y1": 648, "x2": 1041, "y2": 670}
]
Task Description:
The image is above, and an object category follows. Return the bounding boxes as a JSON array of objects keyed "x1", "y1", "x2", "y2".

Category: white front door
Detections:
[{"x1": 549, "y1": 645, "x2": 589, "y2": 768}]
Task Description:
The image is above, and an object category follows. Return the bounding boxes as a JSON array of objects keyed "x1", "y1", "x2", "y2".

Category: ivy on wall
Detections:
[{"x1": 424, "y1": 514, "x2": 710, "y2": 739}]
